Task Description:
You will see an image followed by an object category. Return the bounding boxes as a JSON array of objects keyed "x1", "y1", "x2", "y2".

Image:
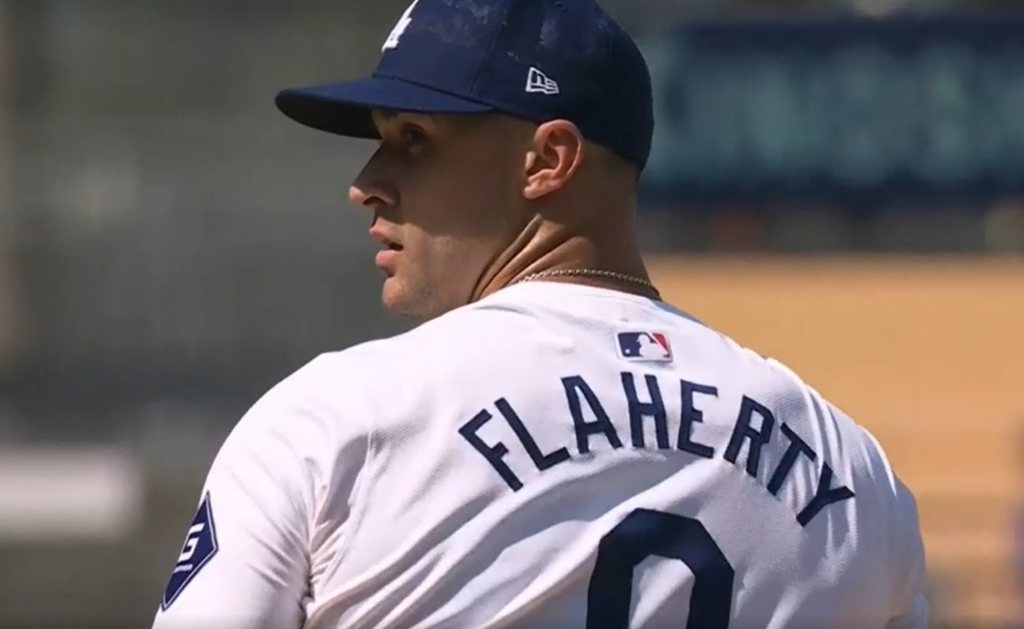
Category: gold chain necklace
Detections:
[{"x1": 516, "y1": 268, "x2": 661, "y2": 298}]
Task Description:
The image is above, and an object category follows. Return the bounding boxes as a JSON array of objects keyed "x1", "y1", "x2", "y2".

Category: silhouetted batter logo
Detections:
[{"x1": 617, "y1": 331, "x2": 672, "y2": 362}]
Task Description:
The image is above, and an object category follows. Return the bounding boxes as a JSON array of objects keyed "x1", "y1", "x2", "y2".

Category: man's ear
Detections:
[{"x1": 523, "y1": 119, "x2": 585, "y2": 200}]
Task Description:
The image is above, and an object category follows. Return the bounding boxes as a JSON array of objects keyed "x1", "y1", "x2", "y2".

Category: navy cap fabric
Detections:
[{"x1": 275, "y1": 0, "x2": 654, "y2": 169}]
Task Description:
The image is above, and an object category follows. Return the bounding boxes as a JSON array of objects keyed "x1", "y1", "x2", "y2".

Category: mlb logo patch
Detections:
[{"x1": 617, "y1": 331, "x2": 672, "y2": 362}]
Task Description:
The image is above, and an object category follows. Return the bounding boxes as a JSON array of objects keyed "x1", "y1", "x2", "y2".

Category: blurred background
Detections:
[{"x1": 0, "y1": 0, "x2": 1020, "y2": 627}]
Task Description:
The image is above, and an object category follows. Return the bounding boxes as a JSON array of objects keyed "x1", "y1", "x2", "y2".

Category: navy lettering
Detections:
[
  {"x1": 458, "y1": 409, "x2": 522, "y2": 491},
  {"x1": 797, "y1": 462, "x2": 856, "y2": 527},
  {"x1": 766, "y1": 423, "x2": 818, "y2": 496},
  {"x1": 495, "y1": 398, "x2": 571, "y2": 472},
  {"x1": 563, "y1": 376, "x2": 624, "y2": 455},
  {"x1": 459, "y1": 376, "x2": 856, "y2": 528},
  {"x1": 621, "y1": 373, "x2": 670, "y2": 450},
  {"x1": 723, "y1": 397, "x2": 776, "y2": 479},
  {"x1": 678, "y1": 380, "x2": 718, "y2": 459}
]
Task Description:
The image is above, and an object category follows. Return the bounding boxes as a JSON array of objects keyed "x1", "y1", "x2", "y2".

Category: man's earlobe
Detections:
[{"x1": 523, "y1": 161, "x2": 563, "y2": 199}]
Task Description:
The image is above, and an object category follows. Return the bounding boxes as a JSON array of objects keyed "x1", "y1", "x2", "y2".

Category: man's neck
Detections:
[{"x1": 469, "y1": 215, "x2": 657, "y2": 302}]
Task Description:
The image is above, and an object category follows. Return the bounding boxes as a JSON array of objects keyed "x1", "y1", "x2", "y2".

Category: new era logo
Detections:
[
  {"x1": 526, "y1": 67, "x2": 559, "y2": 95},
  {"x1": 617, "y1": 331, "x2": 672, "y2": 362}
]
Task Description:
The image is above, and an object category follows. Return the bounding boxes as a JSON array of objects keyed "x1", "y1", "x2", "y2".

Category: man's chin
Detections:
[
  {"x1": 380, "y1": 277, "x2": 448, "y2": 321},
  {"x1": 380, "y1": 276, "x2": 407, "y2": 312},
  {"x1": 380, "y1": 277, "x2": 425, "y2": 319}
]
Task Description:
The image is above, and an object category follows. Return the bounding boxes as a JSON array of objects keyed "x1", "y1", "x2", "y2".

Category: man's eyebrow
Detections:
[
  {"x1": 370, "y1": 110, "x2": 401, "y2": 130},
  {"x1": 373, "y1": 110, "x2": 438, "y2": 130}
]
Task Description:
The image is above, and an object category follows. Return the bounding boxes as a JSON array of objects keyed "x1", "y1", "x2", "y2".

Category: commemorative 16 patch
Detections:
[{"x1": 161, "y1": 492, "x2": 219, "y2": 611}]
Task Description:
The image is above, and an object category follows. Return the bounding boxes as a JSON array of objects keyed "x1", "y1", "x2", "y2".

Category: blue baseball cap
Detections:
[{"x1": 274, "y1": 0, "x2": 654, "y2": 170}]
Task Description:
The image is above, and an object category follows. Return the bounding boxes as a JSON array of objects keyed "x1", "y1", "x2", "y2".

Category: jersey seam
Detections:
[
  {"x1": 489, "y1": 284, "x2": 656, "y2": 305},
  {"x1": 483, "y1": 284, "x2": 701, "y2": 317},
  {"x1": 309, "y1": 360, "x2": 379, "y2": 610}
]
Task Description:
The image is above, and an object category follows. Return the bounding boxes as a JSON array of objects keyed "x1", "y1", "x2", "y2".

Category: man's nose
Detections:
[
  {"x1": 349, "y1": 150, "x2": 396, "y2": 210},
  {"x1": 348, "y1": 182, "x2": 374, "y2": 208}
]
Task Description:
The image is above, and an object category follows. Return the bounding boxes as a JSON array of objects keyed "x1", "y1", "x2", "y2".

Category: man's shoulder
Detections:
[
  {"x1": 232, "y1": 350, "x2": 380, "y2": 447},
  {"x1": 322, "y1": 298, "x2": 541, "y2": 374},
  {"x1": 254, "y1": 300, "x2": 537, "y2": 419}
]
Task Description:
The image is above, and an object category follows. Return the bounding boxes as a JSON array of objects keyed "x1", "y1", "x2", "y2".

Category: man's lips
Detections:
[
  {"x1": 370, "y1": 225, "x2": 402, "y2": 269},
  {"x1": 369, "y1": 225, "x2": 403, "y2": 251}
]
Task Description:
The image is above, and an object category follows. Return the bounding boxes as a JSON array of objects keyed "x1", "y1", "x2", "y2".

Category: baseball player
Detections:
[{"x1": 151, "y1": 0, "x2": 928, "y2": 627}]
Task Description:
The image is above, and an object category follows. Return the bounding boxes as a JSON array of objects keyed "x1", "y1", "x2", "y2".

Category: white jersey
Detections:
[{"x1": 151, "y1": 282, "x2": 928, "y2": 629}]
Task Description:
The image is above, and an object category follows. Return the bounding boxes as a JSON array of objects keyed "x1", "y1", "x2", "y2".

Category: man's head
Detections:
[
  {"x1": 275, "y1": 0, "x2": 654, "y2": 319},
  {"x1": 348, "y1": 109, "x2": 639, "y2": 317}
]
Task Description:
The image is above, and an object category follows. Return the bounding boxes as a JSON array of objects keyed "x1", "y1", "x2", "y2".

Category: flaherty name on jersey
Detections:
[{"x1": 459, "y1": 372, "x2": 855, "y2": 528}]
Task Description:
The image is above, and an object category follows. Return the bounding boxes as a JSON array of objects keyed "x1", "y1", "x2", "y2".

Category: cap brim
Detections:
[{"x1": 275, "y1": 75, "x2": 494, "y2": 139}]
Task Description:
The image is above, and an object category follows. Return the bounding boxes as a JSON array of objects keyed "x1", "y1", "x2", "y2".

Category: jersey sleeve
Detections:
[
  {"x1": 886, "y1": 480, "x2": 930, "y2": 629},
  {"x1": 885, "y1": 590, "x2": 928, "y2": 629},
  {"x1": 151, "y1": 358, "x2": 369, "y2": 629}
]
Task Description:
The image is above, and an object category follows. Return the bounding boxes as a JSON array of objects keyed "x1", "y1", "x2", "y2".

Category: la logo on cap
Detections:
[{"x1": 383, "y1": 0, "x2": 420, "y2": 51}]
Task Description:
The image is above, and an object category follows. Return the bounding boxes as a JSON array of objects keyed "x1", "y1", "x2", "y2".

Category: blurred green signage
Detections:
[{"x1": 639, "y1": 14, "x2": 1024, "y2": 205}]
